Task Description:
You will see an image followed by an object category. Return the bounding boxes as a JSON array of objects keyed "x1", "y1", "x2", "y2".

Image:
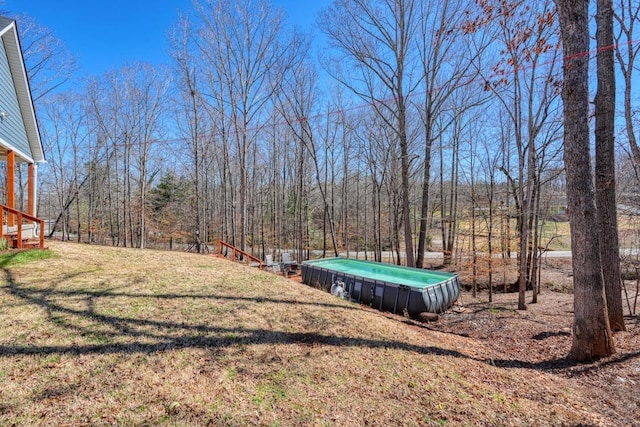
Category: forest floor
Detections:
[
  {"x1": 428, "y1": 292, "x2": 640, "y2": 426},
  {"x1": 0, "y1": 242, "x2": 638, "y2": 426},
  {"x1": 424, "y1": 257, "x2": 640, "y2": 426}
]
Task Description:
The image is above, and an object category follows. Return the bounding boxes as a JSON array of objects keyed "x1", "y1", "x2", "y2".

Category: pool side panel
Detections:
[{"x1": 301, "y1": 259, "x2": 460, "y2": 316}]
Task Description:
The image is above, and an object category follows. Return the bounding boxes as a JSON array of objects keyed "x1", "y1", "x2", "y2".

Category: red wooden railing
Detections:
[
  {"x1": 0, "y1": 204, "x2": 45, "y2": 249},
  {"x1": 217, "y1": 240, "x2": 262, "y2": 269}
]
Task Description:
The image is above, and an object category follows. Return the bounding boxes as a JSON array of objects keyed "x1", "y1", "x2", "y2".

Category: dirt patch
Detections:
[{"x1": 416, "y1": 287, "x2": 640, "y2": 425}]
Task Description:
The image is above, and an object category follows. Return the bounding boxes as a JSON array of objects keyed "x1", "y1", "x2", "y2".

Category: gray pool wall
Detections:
[{"x1": 301, "y1": 258, "x2": 460, "y2": 316}]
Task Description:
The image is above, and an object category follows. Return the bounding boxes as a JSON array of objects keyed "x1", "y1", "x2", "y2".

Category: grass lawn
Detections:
[{"x1": 0, "y1": 242, "x2": 607, "y2": 426}]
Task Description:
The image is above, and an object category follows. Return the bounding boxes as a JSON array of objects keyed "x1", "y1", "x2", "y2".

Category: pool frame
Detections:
[{"x1": 301, "y1": 257, "x2": 460, "y2": 316}]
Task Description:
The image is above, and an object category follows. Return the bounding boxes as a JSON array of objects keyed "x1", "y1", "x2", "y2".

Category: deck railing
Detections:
[
  {"x1": 217, "y1": 240, "x2": 262, "y2": 269},
  {"x1": 0, "y1": 204, "x2": 45, "y2": 249}
]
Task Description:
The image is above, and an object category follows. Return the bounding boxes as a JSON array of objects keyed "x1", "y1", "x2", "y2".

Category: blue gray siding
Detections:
[{"x1": 0, "y1": 36, "x2": 30, "y2": 161}]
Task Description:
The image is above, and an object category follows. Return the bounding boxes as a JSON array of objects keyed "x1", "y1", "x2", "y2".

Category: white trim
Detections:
[
  {"x1": 0, "y1": 20, "x2": 13, "y2": 38},
  {"x1": 0, "y1": 136, "x2": 33, "y2": 163}
]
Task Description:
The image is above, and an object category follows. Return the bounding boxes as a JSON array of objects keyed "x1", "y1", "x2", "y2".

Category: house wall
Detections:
[{"x1": 0, "y1": 35, "x2": 30, "y2": 161}]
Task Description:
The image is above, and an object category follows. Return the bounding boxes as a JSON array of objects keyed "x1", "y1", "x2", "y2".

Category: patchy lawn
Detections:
[{"x1": 0, "y1": 241, "x2": 636, "y2": 426}]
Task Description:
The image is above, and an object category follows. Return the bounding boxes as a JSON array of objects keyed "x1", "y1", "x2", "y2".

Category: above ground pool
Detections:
[{"x1": 301, "y1": 257, "x2": 460, "y2": 316}]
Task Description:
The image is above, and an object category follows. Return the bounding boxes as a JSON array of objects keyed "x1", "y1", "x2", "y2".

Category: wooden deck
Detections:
[{"x1": 0, "y1": 204, "x2": 45, "y2": 249}]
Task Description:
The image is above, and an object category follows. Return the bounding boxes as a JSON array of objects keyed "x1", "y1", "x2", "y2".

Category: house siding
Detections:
[{"x1": 0, "y1": 35, "x2": 30, "y2": 161}]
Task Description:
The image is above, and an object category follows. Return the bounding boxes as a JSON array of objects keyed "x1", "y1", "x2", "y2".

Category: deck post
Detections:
[
  {"x1": 39, "y1": 218, "x2": 44, "y2": 249},
  {"x1": 16, "y1": 212, "x2": 22, "y2": 249},
  {"x1": 27, "y1": 163, "x2": 34, "y2": 222},
  {"x1": 7, "y1": 150, "x2": 15, "y2": 227}
]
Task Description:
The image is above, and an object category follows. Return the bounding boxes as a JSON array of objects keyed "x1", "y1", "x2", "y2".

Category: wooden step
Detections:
[{"x1": 10, "y1": 238, "x2": 41, "y2": 249}]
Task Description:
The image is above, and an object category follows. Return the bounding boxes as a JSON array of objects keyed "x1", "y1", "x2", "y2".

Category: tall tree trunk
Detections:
[
  {"x1": 443, "y1": 133, "x2": 459, "y2": 266},
  {"x1": 471, "y1": 188, "x2": 477, "y2": 298},
  {"x1": 342, "y1": 142, "x2": 349, "y2": 257},
  {"x1": 556, "y1": 0, "x2": 615, "y2": 361},
  {"x1": 531, "y1": 184, "x2": 541, "y2": 303},
  {"x1": 416, "y1": 111, "x2": 434, "y2": 269},
  {"x1": 399, "y1": 99, "x2": 414, "y2": 267},
  {"x1": 595, "y1": 0, "x2": 625, "y2": 331},
  {"x1": 488, "y1": 174, "x2": 495, "y2": 302}
]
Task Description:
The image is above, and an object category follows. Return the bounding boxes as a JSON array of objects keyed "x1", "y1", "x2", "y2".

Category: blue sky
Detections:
[{"x1": 4, "y1": 0, "x2": 329, "y2": 76}]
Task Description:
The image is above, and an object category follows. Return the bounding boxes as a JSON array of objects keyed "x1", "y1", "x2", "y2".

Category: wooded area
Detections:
[{"x1": 2, "y1": 0, "x2": 639, "y2": 361}]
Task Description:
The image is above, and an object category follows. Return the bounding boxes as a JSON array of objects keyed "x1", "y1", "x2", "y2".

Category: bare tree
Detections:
[
  {"x1": 614, "y1": 0, "x2": 640, "y2": 175},
  {"x1": 40, "y1": 95, "x2": 73, "y2": 240},
  {"x1": 438, "y1": 111, "x2": 461, "y2": 266},
  {"x1": 479, "y1": 0, "x2": 562, "y2": 309},
  {"x1": 84, "y1": 65, "x2": 167, "y2": 248},
  {"x1": 129, "y1": 65, "x2": 168, "y2": 249},
  {"x1": 169, "y1": 15, "x2": 210, "y2": 252},
  {"x1": 555, "y1": 0, "x2": 615, "y2": 361},
  {"x1": 354, "y1": 111, "x2": 393, "y2": 262},
  {"x1": 595, "y1": 0, "x2": 624, "y2": 331},
  {"x1": 191, "y1": 0, "x2": 300, "y2": 253},
  {"x1": 85, "y1": 76, "x2": 124, "y2": 246},
  {"x1": 319, "y1": 0, "x2": 419, "y2": 266},
  {"x1": 414, "y1": 0, "x2": 488, "y2": 268},
  {"x1": 479, "y1": 124, "x2": 503, "y2": 302},
  {"x1": 275, "y1": 60, "x2": 340, "y2": 258},
  {"x1": 14, "y1": 14, "x2": 77, "y2": 103}
]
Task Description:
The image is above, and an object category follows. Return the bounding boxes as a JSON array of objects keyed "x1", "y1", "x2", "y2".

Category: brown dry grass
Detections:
[{"x1": 0, "y1": 241, "x2": 630, "y2": 426}]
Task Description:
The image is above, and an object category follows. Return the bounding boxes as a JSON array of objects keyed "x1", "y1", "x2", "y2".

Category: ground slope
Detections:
[{"x1": 0, "y1": 242, "x2": 635, "y2": 426}]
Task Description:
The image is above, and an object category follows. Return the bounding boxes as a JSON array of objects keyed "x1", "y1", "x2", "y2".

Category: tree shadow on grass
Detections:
[
  {"x1": 3, "y1": 257, "x2": 639, "y2": 376},
  {"x1": 0, "y1": 327, "x2": 469, "y2": 360},
  {"x1": 0, "y1": 262, "x2": 468, "y2": 361},
  {"x1": 4, "y1": 284, "x2": 363, "y2": 311}
]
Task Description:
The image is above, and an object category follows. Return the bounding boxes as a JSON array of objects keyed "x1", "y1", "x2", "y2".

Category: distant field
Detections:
[
  {"x1": 0, "y1": 242, "x2": 610, "y2": 426},
  {"x1": 435, "y1": 219, "x2": 573, "y2": 254}
]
